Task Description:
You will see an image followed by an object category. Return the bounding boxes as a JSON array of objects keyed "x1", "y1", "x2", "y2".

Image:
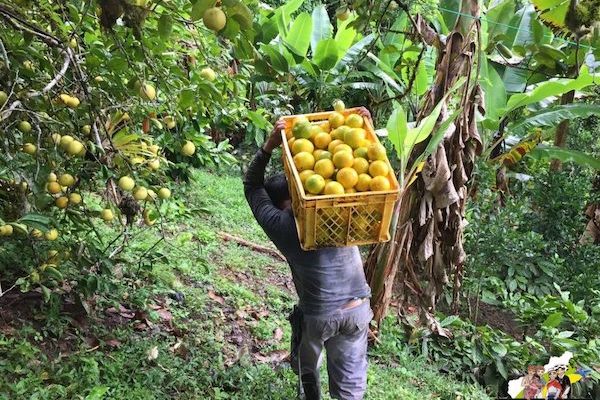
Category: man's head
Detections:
[{"x1": 265, "y1": 173, "x2": 291, "y2": 210}]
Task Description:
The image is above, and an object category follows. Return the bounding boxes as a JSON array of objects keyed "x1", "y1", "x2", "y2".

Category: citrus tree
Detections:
[{"x1": 0, "y1": 0, "x2": 254, "y2": 300}]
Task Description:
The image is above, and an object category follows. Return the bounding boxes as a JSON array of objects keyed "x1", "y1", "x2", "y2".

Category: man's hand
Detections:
[
  {"x1": 263, "y1": 119, "x2": 286, "y2": 154},
  {"x1": 356, "y1": 107, "x2": 371, "y2": 121}
]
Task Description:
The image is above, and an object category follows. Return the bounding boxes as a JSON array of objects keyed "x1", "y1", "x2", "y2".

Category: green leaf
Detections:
[
  {"x1": 366, "y1": 53, "x2": 403, "y2": 92},
  {"x1": 486, "y1": 0, "x2": 515, "y2": 40},
  {"x1": 334, "y1": 14, "x2": 358, "y2": 52},
  {"x1": 504, "y1": 67, "x2": 597, "y2": 113},
  {"x1": 227, "y1": 1, "x2": 253, "y2": 30},
  {"x1": 335, "y1": 33, "x2": 375, "y2": 72},
  {"x1": 491, "y1": 343, "x2": 508, "y2": 357},
  {"x1": 440, "y1": 315, "x2": 460, "y2": 327},
  {"x1": 529, "y1": 146, "x2": 600, "y2": 170},
  {"x1": 506, "y1": 5, "x2": 536, "y2": 47},
  {"x1": 18, "y1": 213, "x2": 50, "y2": 231},
  {"x1": 284, "y1": 12, "x2": 312, "y2": 57},
  {"x1": 387, "y1": 104, "x2": 409, "y2": 159},
  {"x1": 191, "y1": 0, "x2": 216, "y2": 21},
  {"x1": 281, "y1": 0, "x2": 306, "y2": 17},
  {"x1": 496, "y1": 359, "x2": 508, "y2": 379},
  {"x1": 310, "y1": 5, "x2": 332, "y2": 54},
  {"x1": 179, "y1": 89, "x2": 196, "y2": 109},
  {"x1": 510, "y1": 104, "x2": 600, "y2": 134},
  {"x1": 313, "y1": 39, "x2": 339, "y2": 70},
  {"x1": 157, "y1": 14, "x2": 173, "y2": 40},
  {"x1": 439, "y1": 0, "x2": 460, "y2": 32},
  {"x1": 543, "y1": 311, "x2": 564, "y2": 328},
  {"x1": 480, "y1": 59, "x2": 507, "y2": 121},
  {"x1": 262, "y1": 45, "x2": 288, "y2": 72}
]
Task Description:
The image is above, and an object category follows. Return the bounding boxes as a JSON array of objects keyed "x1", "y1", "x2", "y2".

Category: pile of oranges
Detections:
[{"x1": 285, "y1": 107, "x2": 392, "y2": 196}]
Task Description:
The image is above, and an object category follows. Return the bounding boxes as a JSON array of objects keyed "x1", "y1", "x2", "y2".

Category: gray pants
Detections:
[{"x1": 291, "y1": 301, "x2": 373, "y2": 400}]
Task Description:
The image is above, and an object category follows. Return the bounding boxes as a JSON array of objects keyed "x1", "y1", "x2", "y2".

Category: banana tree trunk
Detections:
[
  {"x1": 366, "y1": 0, "x2": 483, "y2": 336},
  {"x1": 550, "y1": 91, "x2": 576, "y2": 171}
]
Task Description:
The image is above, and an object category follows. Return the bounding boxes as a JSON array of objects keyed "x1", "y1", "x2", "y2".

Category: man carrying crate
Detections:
[{"x1": 243, "y1": 111, "x2": 373, "y2": 400}]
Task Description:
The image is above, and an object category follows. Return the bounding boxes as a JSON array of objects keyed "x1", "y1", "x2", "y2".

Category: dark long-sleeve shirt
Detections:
[{"x1": 243, "y1": 149, "x2": 371, "y2": 316}]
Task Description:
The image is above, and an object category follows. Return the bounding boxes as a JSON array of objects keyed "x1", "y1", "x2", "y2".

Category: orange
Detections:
[
  {"x1": 285, "y1": 128, "x2": 293, "y2": 140},
  {"x1": 336, "y1": 167, "x2": 358, "y2": 189},
  {"x1": 308, "y1": 125, "x2": 322, "y2": 140},
  {"x1": 344, "y1": 128, "x2": 366, "y2": 149},
  {"x1": 356, "y1": 174, "x2": 372, "y2": 192},
  {"x1": 328, "y1": 112, "x2": 345, "y2": 128},
  {"x1": 345, "y1": 188, "x2": 356, "y2": 194},
  {"x1": 324, "y1": 181, "x2": 344, "y2": 195},
  {"x1": 292, "y1": 120, "x2": 311, "y2": 139},
  {"x1": 299, "y1": 170, "x2": 315, "y2": 184},
  {"x1": 55, "y1": 196, "x2": 69, "y2": 209},
  {"x1": 313, "y1": 149, "x2": 324, "y2": 159},
  {"x1": 328, "y1": 139, "x2": 344, "y2": 153},
  {"x1": 305, "y1": 174, "x2": 326, "y2": 194},
  {"x1": 345, "y1": 113, "x2": 364, "y2": 128},
  {"x1": 333, "y1": 143, "x2": 353, "y2": 154},
  {"x1": 353, "y1": 147, "x2": 368, "y2": 159},
  {"x1": 288, "y1": 137, "x2": 296, "y2": 149},
  {"x1": 292, "y1": 138, "x2": 314, "y2": 155},
  {"x1": 367, "y1": 143, "x2": 387, "y2": 161},
  {"x1": 313, "y1": 132, "x2": 332, "y2": 149},
  {"x1": 332, "y1": 151, "x2": 354, "y2": 168},
  {"x1": 369, "y1": 160, "x2": 389, "y2": 177},
  {"x1": 317, "y1": 150, "x2": 332, "y2": 160},
  {"x1": 370, "y1": 176, "x2": 391, "y2": 191},
  {"x1": 293, "y1": 152, "x2": 315, "y2": 171},
  {"x1": 352, "y1": 158, "x2": 369, "y2": 174},
  {"x1": 331, "y1": 125, "x2": 351, "y2": 140},
  {"x1": 314, "y1": 159, "x2": 335, "y2": 179}
]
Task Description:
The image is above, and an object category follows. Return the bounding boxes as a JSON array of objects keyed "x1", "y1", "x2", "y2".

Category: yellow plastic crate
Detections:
[{"x1": 280, "y1": 108, "x2": 400, "y2": 250}]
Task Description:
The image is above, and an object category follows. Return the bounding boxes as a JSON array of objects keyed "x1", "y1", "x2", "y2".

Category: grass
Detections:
[{"x1": 0, "y1": 168, "x2": 491, "y2": 400}]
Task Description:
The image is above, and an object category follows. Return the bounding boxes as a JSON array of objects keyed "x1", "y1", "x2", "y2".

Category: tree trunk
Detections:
[
  {"x1": 365, "y1": 0, "x2": 483, "y2": 336},
  {"x1": 550, "y1": 90, "x2": 576, "y2": 171},
  {"x1": 580, "y1": 173, "x2": 600, "y2": 245}
]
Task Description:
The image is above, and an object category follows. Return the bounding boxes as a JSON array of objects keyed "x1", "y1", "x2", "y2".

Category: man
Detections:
[{"x1": 243, "y1": 113, "x2": 373, "y2": 400}]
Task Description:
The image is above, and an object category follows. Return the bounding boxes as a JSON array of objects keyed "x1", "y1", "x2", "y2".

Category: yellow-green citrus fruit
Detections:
[
  {"x1": 314, "y1": 159, "x2": 335, "y2": 179},
  {"x1": 353, "y1": 147, "x2": 368, "y2": 159},
  {"x1": 47, "y1": 172, "x2": 57, "y2": 182},
  {"x1": 293, "y1": 152, "x2": 315, "y2": 172},
  {"x1": 317, "y1": 150, "x2": 332, "y2": 160},
  {"x1": 133, "y1": 186, "x2": 148, "y2": 201},
  {"x1": 163, "y1": 116, "x2": 176, "y2": 129},
  {"x1": 82, "y1": 125, "x2": 91, "y2": 135},
  {"x1": 58, "y1": 174, "x2": 75, "y2": 187},
  {"x1": 336, "y1": 7, "x2": 351, "y2": 21},
  {"x1": 68, "y1": 193, "x2": 82, "y2": 205},
  {"x1": 345, "y1": 113, "x2": 364, "y2": 128},
  {"x1": 148, "y1": 159, "x2": 160, "y2": 171},
  {"x1": 299, "y1": 170, "x2": 315, "y2": 185},
  {"x1": 55, "y1": 196, "x2": 69, "y2": 208},
  {"x1": 327, "y1": 139, "x2": 344, "y2": 153},
  {"x1": 313, "y1": 132, "x2": 332, "y2": 150},
  {"x1": 51, "y1": 133, "x2": 62, "y2": 145},
  {"x1": 336, "y1": 167, "x2": 358, "y2": 189},
  {"x1": 181, "y1": 140, "x2": 196, "y2": 156},
  {"x1": 45, "y1": 229, "x2": 58, "y2": 241},
  {"x1": 356, "y1": 174, "x2": 372, "y2": 192},
  {"x1": 158, "y1": 188, "x2": 171, "y2": 199},
  {"x1": 0, "y1": 91, "x2": 7, "y2": 106},
  {"x1": 60, "y1": 135, "x2": 74, "y2": 150},
  {"x1": 47, "y1": 182, "x2": 62, "y2": 194},
  {"x1": 149, "y1": 144, "x2": 160, "y2": 155},
  {"x1": 333, "y1": 143, "x2": 353, "y2": 154},
  {"x1": 69, "y1": 38, "x2": 77, "y2": 49},
  {"x1": 0, "y1": 225, "x2": 13, "y2": 236},
  {"x1": 18, "y1": 121, "x2": 32, "y2": 133},
  {"x1": 370, "y1": 176, "x2": 391, "y2": 191},
  {"x1": 101, "y1": 209, "x2": 114, "y2": 222},
  {"x1": 367, "y1": 143, "x2": 387, "y2": 161},
  {"x1": 31, "y1": 228, "x2": 43, "y2": 238},
  {"x1": 324, "y1": 181, "x2": 345, "y2": 195},
  {"x1": 292, "y1": 121, "x2": 312, "y2": 139},
  {"x1": 200, "y1": 67, "x2": 216, "y2": 81},
  {"x1": 332, "y1": 151, "x2": 354, "y2": 169},
  {"x1": 333, "y1": 99, "x2": 345, "y2": 112},
  {"x1": 352, "y1": 157, "x2": 369, "y2": 174},
  {"x1": 22, "y1": 143, "x2": 37, "y2": 155},
  {"x1": 139, "y1": 83, "x2": 156, "y2": 101},
  {"x1": 344, "y1": 128, "x2": 366, "y2": 149},
  {"x1": 328, "y1": 112, "x2": 345, "y2": 129},
  {"x1": 67, "y1": 140, "x2": 84, "y2": 156},
  {"x1": 292, "y1": 138, "x2": 314, "y2": 155},
  {"x1": 118, "y1": 176, "x2": 135, "y2": 191},
  {"x1": 305, "y1": 174, "x2": 326, "y2": 195},
  {"x1": 203, "y1": 7, "x2": 227, "y2": 32},
  {"x1": 369, "y1": 160, "x2": 389, "y2": 177}
]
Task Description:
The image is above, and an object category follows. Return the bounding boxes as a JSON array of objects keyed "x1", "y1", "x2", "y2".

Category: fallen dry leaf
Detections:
[
  {"x1": 105, "y1": 339, "x2": 121, "y2": 348},
  {"x1": 157, "y1": 309, "x2": 173, "y2": 321},
  {"x1": 273, "y1": 327, "x2": 283, "y2": 342},
  {"x1": 208, "y1": 289, "x2": 225, "y2": 305},
  {"x1": 147, "y1": 346, "x2": 159, "y2": 361},
  {"x1": 254, "y1": 349, "x2": 289, "y2": 364},
  {"x1": 250, "y1": 309, "x2": 269, "y2": 320}
]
